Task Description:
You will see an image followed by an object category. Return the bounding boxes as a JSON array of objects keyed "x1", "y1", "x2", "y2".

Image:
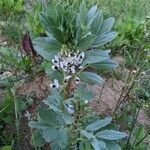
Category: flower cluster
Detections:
[{"x1": 50, "y1": 51, "x2": 85, "y2": 89}]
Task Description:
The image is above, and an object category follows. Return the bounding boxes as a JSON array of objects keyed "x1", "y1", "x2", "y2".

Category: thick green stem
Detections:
[{"x1": 70, "y1": 100, "x2": 82, "y2": 149}]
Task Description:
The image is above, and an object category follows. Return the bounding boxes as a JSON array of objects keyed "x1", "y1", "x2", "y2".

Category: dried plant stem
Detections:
[
  {"x1": 114, "y1": 67, "x2": 143, "y2": 113},
  {"x1": 64, "y1": 79, "x2": 72, "y2": 100},
  {"x1": 114, "y1": 81, "x2": 135, "y2": 113},
  {"x1": 98, "y1": 81, "x2": 106, "y2": 102}
]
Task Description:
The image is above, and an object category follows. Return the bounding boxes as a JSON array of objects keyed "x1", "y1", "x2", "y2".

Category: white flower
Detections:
[
  {"x1": 85, "y1": 100, "x2": 88, "y2": 104},
  {"x1": 145, "y1": 33, "x2": 149, "y2": 37},
  {"x1": 66, "y1": 104, "x2": 74, "y2": 114},
  {"x1": 141, "y1": 72, "x2": 146, "y2": 75},
  {"x1": 52, "y1": 65, "x2": 59, "y2": 70},
  {"x1": 52, "y1": 59, "x2": 58, "y2": 64},
  {"x1": 51, "y1": 51, "x2": 85, "y2": 86},
  {"x1": 54, "y1": 55, "x2": 59, "y2": 62},
  {"x1": 68, "y1": 66, "x2": 76, "y2": 74},
  {"x1": 75, "y1": 77, "x2": 80, "y2": 84},
  {"x1": 132, "y1": 70, "x2": 137, "y2": 73},
  {"x1": 79, "y1": 66, "x2": 84, "y2": 69},
  {"x1": 24, "y1": 111, "x2": 31, "y2": 121},
  {"x1": 76, "y1": 52, "x2": 85, "y2": 65},
  {"x1": 50, "y1": 79, "x2": 60, "y2": 89},
  {"x1": 146, "y1": 16, "x2": 150, "y2": 19},
  {"x1": 64, "y1": 75, "x2": 72, "y2": 82}
]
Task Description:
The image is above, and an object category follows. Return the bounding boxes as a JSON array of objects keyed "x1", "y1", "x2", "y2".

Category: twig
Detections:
[{"x1": 98, "y1": 80, "x2": 106, "y2": 102}]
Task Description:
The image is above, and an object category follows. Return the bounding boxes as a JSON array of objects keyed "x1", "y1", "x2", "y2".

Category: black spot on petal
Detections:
[
  {"x1": 54, "y1": 66, "x2": 58, "y2": 70},
  {"x1": 52, "y1": 84, "x2": 56, "y2": 88}
]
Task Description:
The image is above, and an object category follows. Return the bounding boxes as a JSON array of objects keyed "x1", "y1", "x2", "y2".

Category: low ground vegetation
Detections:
[{"x1": 0, "y1": 0, "x2": 149, "y2": 149}]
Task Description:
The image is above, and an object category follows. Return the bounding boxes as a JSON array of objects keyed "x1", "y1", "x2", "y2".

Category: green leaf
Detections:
[
  {"x1": 45, "y1": 3, "x2": 57, "y2": 21},
  {"x1": 75, "y1": 25, "x2": 83, "y2": 43},
  {"x1": 134, "y1": 126, "x2": 146, "y2": 145},
  {"x1": 56, "y1": 4, "x2": 64, "y2": 25},
  {"x1": 0, "y1": 75, "x2": 22, "y2": 87},
  {"x1": 4, "y1": 0, "x2": 14, "y2": 8},
  {"x1": 86, "y1": 117, "x2": 112, "y2": 132},
  {"x1": 62, "y1": 113, "x2": 74, "y2": 124},
  {"x1": 38, "y1": 106, "x2": 64, "y2": 126},
  {"x1": 75, "y1": 83, "x2": 94, "y2": 102},
  {"x1": 42, "y1": 127, "x2": 58, "y2": 142},
  {"x1": 91, "y1": 10, "x2": 103, "y2": 35},
  {"x1": 93, "y1": 32, "x2": 118, "y2": 48},
  {"x1": 88, "y1": 5, "x2": 97, "y2": 20},
  {"x1": 77, "y1": 34, "x2": 96, "y2": 51},
  {"x1": 45, "y1": 64, "x2": 64, "y2": 82},
  {"x1": 39, "y1": 13, "x2": 54, "y2": 31},
  {"x1": 79, "y1": 1, "x2": 87, "y2": 27},
  {"x1": 31, "y1": 130, "x2": 46, "y2": 147},
  {"x1": 39, "y1": 13, "x2": 64, "y2": 43},
  {"x1": 15, "y1": 0, "x2": 23, "y2": 12},
  {"x1": 44, "y1": 89, "x2": 62, "y2": 112},
  {"x1": 82, "y1": 50, "x2": 110, "y2": 66},
  {"x1": 56, "y1": 128, "x2": 68, "y2": 149},
  {"x1": 91, "y1": 138, "x2": 106, "y2": 150},
  {"x1": 33, "y1": 45, "x2": 57, "y2": 61},
  {"x1": 91, "y1": 59, "x2": 118, "y2": 70},
  {"x1": 50, "y1": 28, "x2": 65, "y2": 43},
  {"x1": 87, "y1": 5, "x2": 97, "y2": 27},
  {"x1": 33, "y1": 36, "x2": 61, "y2": 61},
  {"x1": 96, "y1": 130, "x2": 127, "y2": 140},
  {"x1": 29, "y1": 121, "x2": 49, "y2": 129},
  {"x1": 51, "y1": 141, "x2": 61, "y2": 150},
  {"x1": 80, "y1": 130, "x2": 95, "y2": 139},
  {"x1": 79, "y1": 71, "x2": 104, "y2": 85},
  {"x1": 0, "y1": 146, "x2": 12, "y2": 150},
  {"x1": 82, "y1": 91, "x2": 94, "y2": 101},
  {"x1": 99, "y1": 17, "x2": 115, "y2": 34},
  {"x1": 105, "y1": 141, "x2": 121, "y2": 150},
  {"x1": 34, "y1": 37, "x2": 61, "y2": 51}
]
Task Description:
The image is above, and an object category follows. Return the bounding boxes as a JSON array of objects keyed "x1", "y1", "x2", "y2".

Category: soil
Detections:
[
  {"x1": 17, "y1": 75, "x2": 51, "y2": 101},
  {"x1": 89, "y1": 79, "x2": 124, "y2": 116},
  {"x1": 88, "y1": 79, "x2": 150, "y2": 126}
]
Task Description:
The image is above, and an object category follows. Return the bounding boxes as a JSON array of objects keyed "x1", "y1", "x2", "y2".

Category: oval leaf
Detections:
[
  {"x1": 82, "y1": 50, "x2": 111, "y2": 66},
  {"x1": 79, "y1": 71, "x2": 104, "y2": 85},
  {"x1": 77, "y1": 34, "x2": 96, "y2": 51},
  {"x1": 86, "y1": 117, "x2": 112, "y2": 131},
  {"x1": 91, "y1": 138, "x2": 106, "y2": 150},
  {"x1": 93, "y1": 32, "x2": 118, "y2": 48},
  {"x1": 96, "y1": 130, "x2": 128, "y2": 140},
  {"x1": 99, "y1": 17, "x2": 115, "y2": 34}
]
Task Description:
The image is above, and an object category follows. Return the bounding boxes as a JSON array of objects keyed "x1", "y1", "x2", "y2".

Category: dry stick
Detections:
[
  {"x1": 98, "y1": 80, "x2": 106, "y2": 102},
  {"x1": 114, "y1": 43, "x2": 144, "y2": 112},
  {"x1": 64, "y1": 79, "x2": 72, "y2": 100},
  {"x1": 114, "y1": 86, "x2": 125, "y2": 112},
  {"x1": 115, "y1": 81, "x2": 136, "y2": 112},
  {"x1": 114, "y1": 67, "x2": 143, "y2": 113},
  {"x1": 114, "y1": 68, "x2": 132, "y2": 112}
]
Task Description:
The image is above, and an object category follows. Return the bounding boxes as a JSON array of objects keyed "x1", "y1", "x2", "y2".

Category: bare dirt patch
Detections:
[
  {"x1": 88, "y1": 79, "x2": 150, "y2": 126},
  {"x1": 17, "y1": 75, "x2": 51, "y2": 100}
]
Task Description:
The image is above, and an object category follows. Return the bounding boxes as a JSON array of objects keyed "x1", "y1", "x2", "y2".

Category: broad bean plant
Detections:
[{"x1": 29, "y1": 1, "x2": 127, "y2": 149}]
